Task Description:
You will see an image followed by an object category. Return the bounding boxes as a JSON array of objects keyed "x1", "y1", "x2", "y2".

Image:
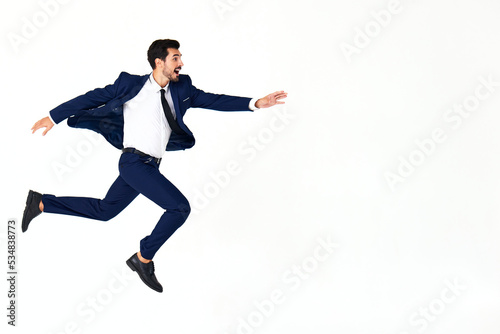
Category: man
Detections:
[{"x1": 23, "y1": 39, "x2": 287, "y2": 292}]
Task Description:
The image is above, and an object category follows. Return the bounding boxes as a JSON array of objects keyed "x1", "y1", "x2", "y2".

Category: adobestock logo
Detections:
[
  {"x1": 51, "y1": 131, "x2": 105, "y2": 183},
  {"x1": 340, "y1": 0, "x2": 403, "y2": 64},
  {"x1": 190, "y1": 105, "x2": 295, "y2": 215},
  {"x1": 212, "y1": 0, "x2": 245, "y2": 20},
  {"x1": 397, "y1": 278, "x2": 467, "y2": 334},
  {"x1": 385, "y1": 74, "x2": 499, "y2": 191},
  {"x1": 47, "y1": 266, "x2": 135, "y2": 334},
  {"x1": 7, "y1": 0, "x2": 73, "y2": 54},
  {"x1": 223, "y1": 235, "x2": 338, "y2": 334}
]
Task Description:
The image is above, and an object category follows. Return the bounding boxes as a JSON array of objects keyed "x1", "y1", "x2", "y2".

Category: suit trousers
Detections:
[{"x1": 42, "y1": 152, "x2": 191, "y2": 259}]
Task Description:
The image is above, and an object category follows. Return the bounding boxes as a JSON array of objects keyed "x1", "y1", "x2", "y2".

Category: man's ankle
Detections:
[
  {"x1": 137, "y1": 251, "x2": 151, "y2": 263},
  {"x1": 39, "y1": 200, "x2": 44, "y2": 212}
]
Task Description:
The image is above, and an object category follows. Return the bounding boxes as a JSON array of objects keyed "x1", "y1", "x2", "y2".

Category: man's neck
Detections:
[{"x1": 152, "y1": 70, "x2": 169, "y2": 88}]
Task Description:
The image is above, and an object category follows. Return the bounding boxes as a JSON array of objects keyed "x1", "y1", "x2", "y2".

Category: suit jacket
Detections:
[{"x1": 49, "y1": 72, "x2": 253, "y2": 151}]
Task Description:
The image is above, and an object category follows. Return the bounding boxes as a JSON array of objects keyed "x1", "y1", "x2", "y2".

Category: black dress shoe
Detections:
[
  {"x1": 22, "y1": 190, "x2": 43, "y2": 233},
  {"x1": 126, "y1": 253, "x2": 163, "y2": 293}
]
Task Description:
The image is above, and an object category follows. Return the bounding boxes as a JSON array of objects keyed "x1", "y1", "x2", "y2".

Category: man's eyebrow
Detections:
[{"x1": 171, "y1": 53, "x2": 182, "y2": 57}]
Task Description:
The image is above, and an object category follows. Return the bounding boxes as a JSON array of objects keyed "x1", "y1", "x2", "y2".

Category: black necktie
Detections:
[{"x1": 160, "y1": 89, "x2": 186, "y2": 135}]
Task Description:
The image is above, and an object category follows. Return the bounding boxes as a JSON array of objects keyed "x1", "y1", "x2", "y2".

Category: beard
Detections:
[{"x1": 163, "y1": 68, "x2": 180, "y2": 82}]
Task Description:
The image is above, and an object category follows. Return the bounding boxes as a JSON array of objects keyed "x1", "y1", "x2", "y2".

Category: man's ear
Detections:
[{"x1": 155, "y1": 58, "x2": 163, "y2": 69}]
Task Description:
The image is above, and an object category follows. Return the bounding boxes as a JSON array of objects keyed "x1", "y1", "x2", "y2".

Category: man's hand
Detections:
[
  {"x1": 255, "y1": 91, "x2": 288, "y2": 109},
  {"x1": 31, "y1": 116, "x2": 54, "y2": 136}
]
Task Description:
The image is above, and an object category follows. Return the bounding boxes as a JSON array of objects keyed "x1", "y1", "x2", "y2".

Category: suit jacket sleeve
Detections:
[
  {"x1": 49, "y1": 74, "x2": 123, "y2": 124},
  {"x1": 187, "y1": 76, "x2": 252, "y2": 111}
]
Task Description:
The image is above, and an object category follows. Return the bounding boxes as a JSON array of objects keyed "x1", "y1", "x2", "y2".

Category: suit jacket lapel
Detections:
[{"x1": 169, "y1": 82, "x2": 191, "y2": 134}]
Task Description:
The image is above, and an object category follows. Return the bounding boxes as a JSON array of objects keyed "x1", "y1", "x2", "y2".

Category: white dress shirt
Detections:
[{"x1": 122, "y1": 73, "x2": 176, "y2": 159}]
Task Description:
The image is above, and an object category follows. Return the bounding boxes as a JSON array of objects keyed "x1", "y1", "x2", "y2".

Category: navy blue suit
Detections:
[{"x1": 43, "y1": 72, "x2": 253, "y2": 259}]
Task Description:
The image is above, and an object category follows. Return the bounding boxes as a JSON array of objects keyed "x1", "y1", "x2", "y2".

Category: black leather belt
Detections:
[{"x1": 122, "y1": 148, "x2": 162, "y2": 165}]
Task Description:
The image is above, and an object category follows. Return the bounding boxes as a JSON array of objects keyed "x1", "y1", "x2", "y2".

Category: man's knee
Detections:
[
  {"x1": 176, "y1": 199, "x2": 191, "y2": 220},
  {"x1": 97, "y1": 203, "x2": 122, "y2": 221}
]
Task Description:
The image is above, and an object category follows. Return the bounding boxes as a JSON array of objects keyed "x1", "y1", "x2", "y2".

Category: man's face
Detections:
[{"x1": 159, "y1": 48, "x2": 183, "y2": 82}]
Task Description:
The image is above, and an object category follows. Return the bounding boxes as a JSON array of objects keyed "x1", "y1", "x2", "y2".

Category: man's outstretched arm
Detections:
[
  {"x1": 30, "y1": 72, "x2": 134, "y2": 136},
  {"x1": 187, "y1": 75, "x2": 287, "y2": 111}
]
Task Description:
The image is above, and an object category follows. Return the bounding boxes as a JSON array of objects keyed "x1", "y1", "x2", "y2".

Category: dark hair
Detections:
[{"x1": 147, "y1": 39, "x2": 180, "y2": 69}]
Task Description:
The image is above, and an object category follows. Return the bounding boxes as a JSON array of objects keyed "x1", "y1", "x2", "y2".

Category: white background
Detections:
[{"x1": 2, "y1": 0, "x2": 500, "y2": 333}]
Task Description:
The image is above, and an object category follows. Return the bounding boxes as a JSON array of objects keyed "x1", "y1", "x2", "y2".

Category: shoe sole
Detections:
[
  {"x1": 22, "y1": 191, "x2": 35, "y2": 233},
  {"x1": 126, "y1": 259, "x2": 162, "y2": 293}
]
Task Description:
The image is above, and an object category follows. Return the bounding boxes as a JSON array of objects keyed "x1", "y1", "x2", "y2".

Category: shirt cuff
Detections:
[
  {"x1": 249, "y1": 98, "x2": 259, "y2": 111},
  {"x1": 48, "y1": 113, "x2": 56, "y2": 125}
]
